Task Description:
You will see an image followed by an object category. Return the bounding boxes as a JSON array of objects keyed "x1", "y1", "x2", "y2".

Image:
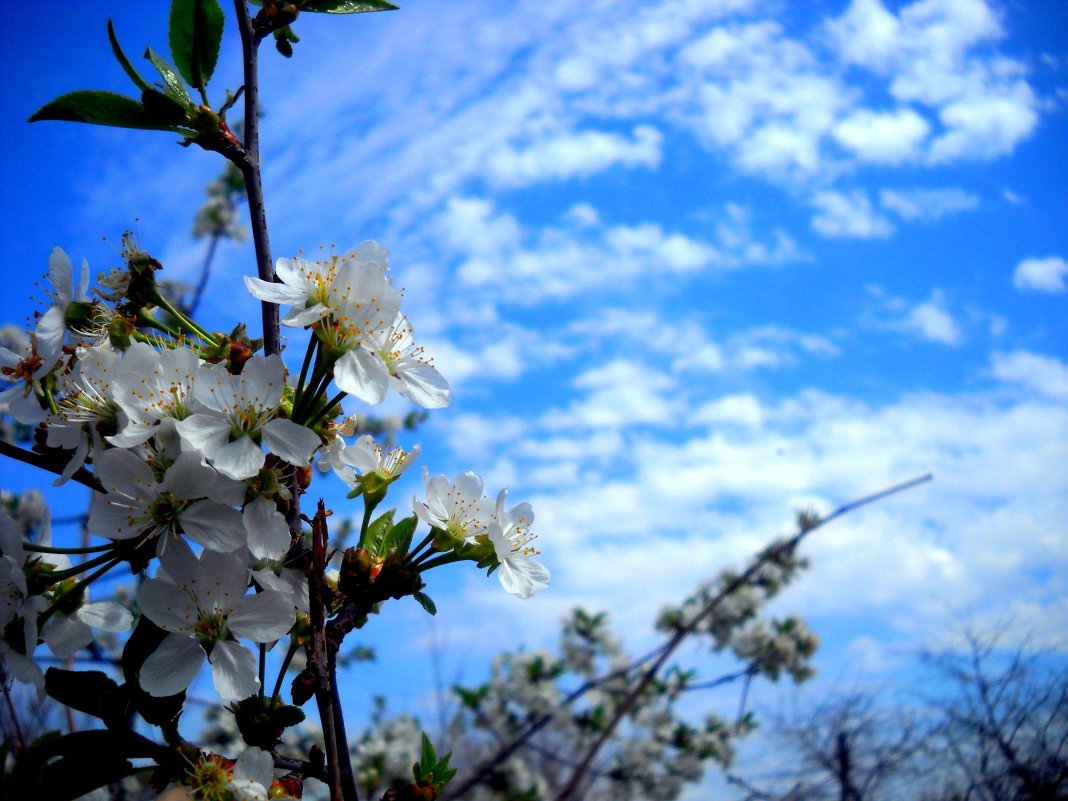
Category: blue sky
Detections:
[{"x1": 2, "y1": 0, "x2": 1066, "y2": 771}]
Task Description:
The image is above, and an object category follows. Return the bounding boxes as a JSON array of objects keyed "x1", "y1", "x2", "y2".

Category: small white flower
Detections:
[
  {"x1": 109, "y1": 342, "x2": 200, "y2": 448},
  {"x1": 228, "y1": 747, "x2": 279, "y2": 801},
  {"x1": 36, "y1": 247, "x2": 91, "y2": 366},
  {"x1": 413, "y1": 469, "x2": 494, "y2": 543},
  {"x1": 356, "y1": 314, "x2": 450, "y2": 409},
  {"x1": 176, "y1": 355, "x2": 321, "y2": 480},
  {"x1": 329, "y1": 435, "x2": 420, "y2": 499},
  {"x1": 89, "y1": 448, "x2": 246, "y2": 553},
  {"x1": 489, "y1": 489, "x2": 550, "y2": 599},
  {"x1": 41, "y1": 596, "x2": 133, "y2": 659},
  {"x1": 136, "y1": 540, "x2": 294, "y2": 701},
  {"x1": 243, "y1": 497, "x2": 308, "y2": 613}
]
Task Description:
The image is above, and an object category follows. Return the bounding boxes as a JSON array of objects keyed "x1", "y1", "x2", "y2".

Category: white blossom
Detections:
[
  {"x1": 413, "y1": 469, "x2": 494, "y2": 542},
  {"x1": 242, "y1": 497, "x2": 308, "y2": 613},
  {"x1": 89, "y1": 448, "x2": 246, "y2": 553},
  {"x1": 136, "y1": 540, "x2": 293, "y2": 701},
  {"x1": 109, "y1": 342, "x2": 200, "y2": 447},
  {"x1": 489, "y1": 489, "x2": 550, "y2": 599},
  {"x1": 176, "y1": 355, "x2": 321, "y2": 480},
  {"x1": 355, "y1": 314, "x2": 449, "y2": 409}
]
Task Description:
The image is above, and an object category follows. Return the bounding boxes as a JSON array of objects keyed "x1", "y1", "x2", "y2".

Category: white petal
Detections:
[
  {"x1": 284, "y1": 305, "x2": 329, "y2": 327},
  {"x1": 212, "y1": 436, "x2": 265, "y2": 481},
  {"x1": 175, "y1": 413, "x2": 232, "y2": 459},
  {"x1": 162, "y1": 451, "x2": 217, "y2": 498},
  {"x1": 498, "y1": 558, "x2": 551, "y2": 599},
  {"x1": 140, "y1": 634, "x2": 203, "y2": 696},
  {"x1": 157, "y1": 536, "x2": 203, "y2": 588},
  {"x1": 137, "y1": 579, "x2": 196, "y2": 633},
  {"x1": 35, "y1": 306, "x2": 66, "y2": 362},
  {"x1": 48, "y1": 247, "x2": 74, "y2": 302},
  {"x1": 209, "y1": 640, "x2": 259, "y2": 701},
  {"x1": 107, "y1": 420, "x2": 159, "y2": 448},
  {"x1": 199, "y1": 550, "x2": 250, "y2": 610},
  {"x1": 77, "y1": 601, "x2": 133, "y2": 633},
  {"x1": 334, "y1": 349, "x2": 389, "y2": 404},
  {"x1": 229, "y1": 589, "x2": 294, "y2": 643},
  {"x1": 243, "y1": 275, "x2": 307, "y2": 305},
  {"x1": 396, "y1": 361, "x2": 450, "y2": 409},
  {"x1": 243, "y1": 497, "x2": 291, "y2": 561},
  {"x1": 261, "y1": 418, "x2": 320, "y2": 467},
  {"x1": 43, "y1": 614, "x2": 93, "y2": 658},
  {"x1": 232, "y1": 746, "x2": 275, "y2": 788},
  {"x1": 240, "y1": 355, "x2": 286, "y2": 410},
  {"x1": 180, "y1": 500, "x2": 246, "y2": 552}
]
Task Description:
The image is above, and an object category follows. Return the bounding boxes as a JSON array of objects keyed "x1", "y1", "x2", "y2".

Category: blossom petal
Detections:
[
  {"x1": 243, "y1": 497, "x2": 291, "y2": 561},
  {"x1": 498, "y1": 558, "x2": 551, "y2": 599},
  {"x1": 161, "y1": 452, "x2": 217, "y2": 498},
  {"x1": 243, "y1": 275, "x2": 307, "y2": 305},
  {"x1": 107, "y1": 420, "x2": 159, "y2": 448},
  {"x1": 209, "y1": 640, "x2": 259, "y2": 701},
  {"x1": 261, "y1": 418, "x2": 320, "y2": 467},
  {"x1": 48, "y1": 247, "x2": 74, "y2": 302},
  {"x1": 176, "y1": 413, "x2": 232, "y2": 460},
  {"x1": 140, "y1": 633, "x2": 203, "y2": 696},
  {"x1": 229, "y1": 589, "x2": 294, "y2": 643},
  {"x1": 42, "y1": 614, "x2": 92, "y2": 658},
  {"x1": 77, "y1": 601, "x2": 133, "y2": 633},
  {"x1": 334, "y1": 349, "x2": 389, "y2": 404},
  {"x1": 181, "y1": 500, "x2": 246, "y2": 552},
  {"x1": 395, "y1": 361, "x2": 450, "y2": 409},
  {"x1": 138, "y1": 579, "x2": 197, "y2": 633},
  {"x1": 212, "y1": 436, "x2": 265, "y2": 481}
]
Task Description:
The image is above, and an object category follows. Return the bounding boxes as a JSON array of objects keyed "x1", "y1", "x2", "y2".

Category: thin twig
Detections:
[
  {"x1": 0, "y1": 440, "x2": 102, "y2": 492},
  {"x1": 188, "y1": 232, "x2": 222, "y2": 316}
]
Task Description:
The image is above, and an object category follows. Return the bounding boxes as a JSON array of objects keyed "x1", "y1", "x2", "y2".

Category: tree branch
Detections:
[{"x1": 233, "y1": 0, "x2": 280, "y2": 358}]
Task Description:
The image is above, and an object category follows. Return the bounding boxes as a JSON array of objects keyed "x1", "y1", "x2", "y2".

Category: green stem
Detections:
[
  {"x1": 293, "y1": 335, "x2": 319, "y2": 412},
  {"x1": 414, "y1": 552, "x2": 468, "y2": 573},
  {"x1": 404, "y1": 531, "x2": 437, "y2": 566},
  {"x1": 24, "y1": 542, "x2": 115, "y2": 556},
  {"x1": 152, "y1": 290, "x2": 218, "y2": 345},
  {"x1": 306, "y1": 391, "x2": 347, "y2": 429},
  {"x1": 271, "y1": 638, "x2": 301, "y2": 703},
  {"x1": 355, "y1": 498, "x2": 379, "y2": 551},
  {"x1": 259, "y1": 643, "x2": 267, "y2": 700},
  {"x1": 38, "y1": 557, "x2": 123, "y2": 627},
  {"x1": 47, "y1": 550, "x2": 121, "y2": 582},
  {"x1": 137, "y1": 309, "x2": 181, "y2": 337}
]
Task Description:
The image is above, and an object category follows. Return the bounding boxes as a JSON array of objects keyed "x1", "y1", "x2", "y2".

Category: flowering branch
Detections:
[{"x1": 552, "y1": 473, "x2": 933, "y2": 800}]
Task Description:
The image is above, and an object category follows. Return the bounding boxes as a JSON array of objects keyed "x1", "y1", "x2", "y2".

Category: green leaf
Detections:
[
  {"x1": 169, "y1": 0, "x2": 225, "y2": 90},
  {"x1": 300, "y1": 0, "x2": 399, "y2": 12},
  {"x1": 413, "y1": 591, "x2": 436, "y2": 616},
  {"x1": 28, "y1": 91, "x2": 161, "y2": 130},
  {"x1": 365, "y1": 509, "x2": 395, "y2": 553},
  {"x1": 107, "y1": 20, "x2": 152, "y2": 93},
  {"x1": 382, "y1": 514, "x2": 417, "y2": 557},
  {"x1": 144, "y1": 46, "x2": 193, "y2": 106},
  {"x1": 420, "y1": 731, "x2": 436, "y2": 774}
]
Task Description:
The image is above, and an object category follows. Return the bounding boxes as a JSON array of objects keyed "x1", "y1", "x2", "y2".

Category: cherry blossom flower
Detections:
[
  {"x1": 328, "y1": 434, "x2": 420, "y2": 501},
  {"x1": 36, "y1": 247, "x2": 90, "y2": 366},
  {"x1": 45, "y1": 344, "x2": 123, "y2": 484},
  {"x1": 242, "y1": 497, "x2": 308, "y2": 613},
  {"x1": 41, "y1": 589, "x2": 132, "y2": 658},
  {"x1": 489, "y1": 489, "x2": 550, "y2": 599},
  {"x1": 176, "y1": 355, "x2": 321, "y2": 480},
  {"x1": 136, "y1": 540, "x2": 294, "y2": 700},
  {"x1": 413, "y1": 469, "x2": 494, "y2": 544},
  {"x1": 88, "y1": 448, "x2": 246, "y2": 553},
  {"x1": 109, "y1": 342, "x2": 200, "y2": 448},
  {"x1": 227, "y1": 747, "x2": 287, "y2": 801},
  {"x1": 243, "y1": 241, "x2": 392, "y2": 328},
  {"x1": 0, "y1": 332, "x2": 53, "y2": 425},
  {"x1": 355, "y1": 313, "x2": 450, "y2": 409}
]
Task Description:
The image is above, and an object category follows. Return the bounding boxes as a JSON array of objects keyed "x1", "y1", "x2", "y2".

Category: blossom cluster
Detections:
[{"x1": 0, "y1": 240, "x2": 549, "y2": 706}]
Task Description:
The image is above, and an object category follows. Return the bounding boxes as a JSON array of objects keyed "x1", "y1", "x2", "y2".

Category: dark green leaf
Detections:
[
  {"x1": 413, "y1": 591, "x2": 436, "y2": 616},
  {"x1": 169, "y1": 0, "x2": 225, "y2": 90},
  {"x1": 28, "y1": 91, "x2": 161, "y2": 130},
  {"x1": 45, "y1": 669, "x2": 119, "y2": 722},
  {"x1": 419, "y1": 731, "x2": 436, "y2": 774},
  {"x1": 274, "y1": 705, "x2": 307, "y2": 728},
  {"x1": 300, "y1": 0, "x2": 398, "y2": 12},
  {"x1": 144, "y1": 47, "x2": 192, "y2": 106},
  {"x1": 107, "y1": 20, "x2": 152, "y2": 92},
  {"x1": 142, "y1": 88, "x2": 191, "y2": 126}
]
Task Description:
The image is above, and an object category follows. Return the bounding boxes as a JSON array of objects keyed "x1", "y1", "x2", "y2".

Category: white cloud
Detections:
[
  {"x1": 900, "y1": 290, "x2": 964, "y2": 346},
  {"x1": 832, "y1": 108, "x2": 930, "y2": 164},
  {"x1": 487, "y1": 125, "x2": 663, "y2": 187},
  {"x1": 991, "y1": 350, "x2": 1068, "y2": 400},
  {"x1": 929, "y1": 85, "x2": 1039, "y2": 163},
  {"x1": 811, "y1": 190, "x2": 893, "y2": 238},
  {"x1": 879, "y1": 187, "x2": 980, "y2": 221},
  {"x1": 1013, "y1": 256, "x2": 1068, "y2": 294}
]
